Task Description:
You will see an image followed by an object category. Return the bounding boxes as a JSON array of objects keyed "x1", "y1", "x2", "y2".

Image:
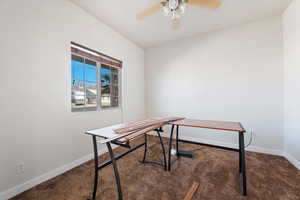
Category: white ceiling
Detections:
[{"x1": 70, "y1": 0, "x2": 291, "y2": 48}]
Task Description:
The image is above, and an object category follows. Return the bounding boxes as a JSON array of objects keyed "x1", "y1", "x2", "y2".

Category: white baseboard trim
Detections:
[
  {"x1": 152, "y1": 132, "x2": 284, "y2": 156},
  {"x1": 174, "y1": 135, "x2": 299, "y2": 170},
  {"x1": 0, "y1": 146, "x2": 111, "y2": 200},
  {"x1": 246, "y1": 145, "x2": 283, "y2": 156},
  {"x1": 173, "y1": 135, "x2": 283, "y2": 156},
  {"x1": 283, "y1": 152, "x2": 300, "y2": 170}
]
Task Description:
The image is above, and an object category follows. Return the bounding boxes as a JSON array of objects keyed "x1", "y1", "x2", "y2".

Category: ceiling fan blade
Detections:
[
  {"x1": 187, "y1": 0, "x2": 222, "y2": 10},
  {"x1": 136, "y1": 3, "x2": 163, "y2": 20},
  {"x1": 172, "y1": 19, "x2": 181, "y2": 30}
]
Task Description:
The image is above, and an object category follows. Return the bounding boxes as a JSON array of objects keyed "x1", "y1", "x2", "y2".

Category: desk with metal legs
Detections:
[
  {"x1": 168, "y1": 119, "x2": 247, "y2": 196},
  {"x1": 85, "y1": 124, "x2": 167, "y2": 200}
]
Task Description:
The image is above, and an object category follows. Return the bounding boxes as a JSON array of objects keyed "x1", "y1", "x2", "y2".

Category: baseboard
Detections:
[
  {"x1": 283, "y1": 152, "x2": 300, "y2": 170},
  {"x1": 176, "y1": 135, "x2": 283, "y2": 156},
  {"x1": 151, "y1": 131, "x2": 283, "y2": 156},
  {"x1": 245, "y1": 145, "x2": 283, "y2": 156},
  {"x1": 0, "y1": 146, "x2": 111, "y2": 200},
  {"x1": 177, "y1": 135, "x2": 238, "y2": 149}
]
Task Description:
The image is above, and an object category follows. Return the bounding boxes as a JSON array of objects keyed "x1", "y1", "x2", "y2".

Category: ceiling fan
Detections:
[{"x1": 136, "y1": 0, "x2": 222, "y2": 30}]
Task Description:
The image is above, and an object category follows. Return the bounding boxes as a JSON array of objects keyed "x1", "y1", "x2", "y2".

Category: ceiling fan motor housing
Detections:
[{"x1": 166, "y1": 0, "x2": 185, "y2": 11}]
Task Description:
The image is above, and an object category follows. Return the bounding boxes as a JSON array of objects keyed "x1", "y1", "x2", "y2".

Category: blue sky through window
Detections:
[
  {"x1": 72, "y1": 60, "x2": 96, "y2": 82},
  {"x1": 72, "y1": 60, "x2": 112, "y2": 84}
]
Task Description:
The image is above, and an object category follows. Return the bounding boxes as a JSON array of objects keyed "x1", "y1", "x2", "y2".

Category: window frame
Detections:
[{"x1": 71, "y1": 51, "x2": 122, "y2": 112}]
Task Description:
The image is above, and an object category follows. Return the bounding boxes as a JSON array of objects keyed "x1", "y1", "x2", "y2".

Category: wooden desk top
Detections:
[
  {"x1": 170, "y1": 119, "x2": 245, "y2": 132},
  {"x1": 85, "y1": 123, "x2": 165, "y2": 144}
]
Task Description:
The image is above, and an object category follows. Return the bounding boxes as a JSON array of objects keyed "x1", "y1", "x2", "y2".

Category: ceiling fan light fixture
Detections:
[
  {"x1": 136, "y1": 0, "x2": 222, "y2": 30},
  {"x1": 163, "y1": 0, "x2": 186, "y2": 19}
]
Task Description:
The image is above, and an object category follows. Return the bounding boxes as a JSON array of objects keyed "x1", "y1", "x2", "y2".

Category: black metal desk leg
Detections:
[
  {"x1": 141, "y1": 134, "x2": 148, "y2": 163},
  {"x1": 87, "y1": 136, "x2": 99, "y2": 200},
  {"x1": 176, "y1": 125, "x2": 179, "y2": 158},
  {"x1": 239, "y1": 135, "x2": 242, "y2": 173},
  {"x1": 156, "y1": 130, "x2": 167, "y2": 171},
  {"x1": 239, "y1": 131, "x2": 247, "y2": 196},
  {"x1": 106, "y1": 142, "x2": 123, "y2": 200},
  {"x1": 168, "y1": 125, "x2": 175, "y2": 171}
]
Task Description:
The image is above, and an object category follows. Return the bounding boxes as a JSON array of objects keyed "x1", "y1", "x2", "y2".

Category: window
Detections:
[
  {"x1": 101, "y1": 65, "x2": 119, "y2": 107},
  {"x1": 71, "y1": 55, "x2": 97, "y2": 111},
  {"x1": 71, "y1": 43, "x2": 122, "y2": 112}
]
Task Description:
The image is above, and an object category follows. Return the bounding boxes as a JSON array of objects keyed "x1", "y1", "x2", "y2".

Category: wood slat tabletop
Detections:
[
  {"x1": 113, "y1": 117, "x2": 185, "y2": 134},
  {"x1": 169, "y1": 119, "x2": 245, "y2": 132}
]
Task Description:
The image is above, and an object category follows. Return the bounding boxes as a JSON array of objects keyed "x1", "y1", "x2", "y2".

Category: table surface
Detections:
[
  {"x1": 86, "y1": 119, "x2": 245, "y2": 141},
  {"x1": 86, "y1": 123, "x2": 124, "y2": 139},
  {"x1": 85, "y1": 123, "x2": 163, "y2": 143},
  {"x1": 169, "y1": 119, "x2": 245, "y2": 132}
]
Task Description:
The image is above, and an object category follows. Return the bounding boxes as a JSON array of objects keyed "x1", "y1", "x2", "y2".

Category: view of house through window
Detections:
[{"x1": 71, "y1": 43, "x2": 121, "y2": 111}]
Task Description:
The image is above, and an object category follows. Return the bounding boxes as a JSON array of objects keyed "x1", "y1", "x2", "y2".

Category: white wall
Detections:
[
  {"x1": 1, "y1": 0, "x2": 298, "y2": 198},
  {"x1": 283, "y1": 0, "x2": 300, "y2": 168},
  {"x1": 0, "y1": 0, "x2": 145, "y2": 197},
  {"x1": 146, "y1": 17, "x2": 284, "y2": 153}
]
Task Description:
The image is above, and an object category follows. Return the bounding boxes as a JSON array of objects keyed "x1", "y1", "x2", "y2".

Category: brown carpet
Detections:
[{"x1": 10, "y1": 136, "x2": 300, "y2": 200}]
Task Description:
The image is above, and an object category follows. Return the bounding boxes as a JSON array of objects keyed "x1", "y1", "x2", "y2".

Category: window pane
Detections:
[
  {"x1": 86, "y1": 82, "x2": 97, "y2": 96},
  {"x1": 111, "y1": 67, "x2": 118, "y2": 74},
  {"x1": 72, "y1": 80, "x2": 84, "y2": 95},
  {"x1": 101, "y1": 95, "x2": 111, "y2": 107},
  {"x1": 72, "y1": 60, "x2": 84, "y2": 81},
  {"x1": 112, "y1": 85, "x2": 118, "y2": 97},
  {"x1": 72, "y1": 57, "x2": 86, "y2": 111},
  {"x1": 85, "y1": 62, "x2": 97, "y2": 82},
  {"x1": 86, "y1": 95, "x2": 97, "y2": 108},
  {"x1": 101, "y1": 65, "x2": 111, "y2": 85},
  {"x1": 86, "y1": 82, "x2": 97, "y2": 108},
  {"x1": 111, "y1": 96, "x2": 118, "y2": 107},
  {"x1": 72, "y1": 95, "x2": 86, "y2": 109},
  {"x1": 111, "y1": 68, "x2": 119, "y2": 107},
  {"x1": 101, "y1": 84, "x2": 110, "y2": 95},
  {"x1": 112, "y1": 73, "x2": 118, "y2": 85},
  {"x1": 101, "y1": 65, "x2": 112, "y2": 107}
]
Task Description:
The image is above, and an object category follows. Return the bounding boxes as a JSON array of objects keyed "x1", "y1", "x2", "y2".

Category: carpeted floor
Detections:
[{"x1": 10, "y1": 136, "x2": 300, "y2": 200}]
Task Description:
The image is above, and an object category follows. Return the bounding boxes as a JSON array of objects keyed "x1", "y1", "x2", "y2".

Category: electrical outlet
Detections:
[{"x1": 16, "y1": 162, "x2": 25, "y2": 175}]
